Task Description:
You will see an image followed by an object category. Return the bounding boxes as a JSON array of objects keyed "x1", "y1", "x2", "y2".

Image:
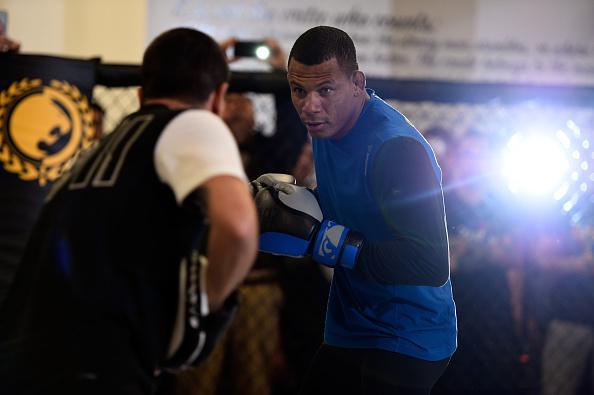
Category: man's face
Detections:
[
  {"x1": 288, "y1": 57, "x2": 362, "y2": 139},
  {"x1": 223, "y1": 93, "x2": 255, "y2": 145}
]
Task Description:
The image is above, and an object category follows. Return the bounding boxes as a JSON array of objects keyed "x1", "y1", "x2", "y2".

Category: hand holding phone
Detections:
[
  {"x1": 0, "y1": 10, "x2": 8, "y2": 36},
  {"x1": 0, "y1": 10, "x2": 20, "y2": 53},
  {"x1": 234, "y1": 41, "x2": 271, "y2": 60}
]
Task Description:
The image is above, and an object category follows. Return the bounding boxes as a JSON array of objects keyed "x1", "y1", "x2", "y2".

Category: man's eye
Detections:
[
  {"x1": 292, "y1": 87, "x2": 305, "y2": 96},
  {"x1": 319, "y1": 87, "x2": 333, "y2": 96}
]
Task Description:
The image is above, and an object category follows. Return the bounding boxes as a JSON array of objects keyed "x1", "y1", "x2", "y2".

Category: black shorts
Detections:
[{"x1": 300, "y1": 344, "x2": 450, "y2": 395}]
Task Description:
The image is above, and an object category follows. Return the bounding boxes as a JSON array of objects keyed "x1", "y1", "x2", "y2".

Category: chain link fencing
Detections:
[{"x1": 93, "y1": 69, "x2": 594, "y2": 395}]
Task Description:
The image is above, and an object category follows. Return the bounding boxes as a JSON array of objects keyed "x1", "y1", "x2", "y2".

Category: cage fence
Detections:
[{"x1": 91, "y1": 68, "x2": 594, "y2": 394}]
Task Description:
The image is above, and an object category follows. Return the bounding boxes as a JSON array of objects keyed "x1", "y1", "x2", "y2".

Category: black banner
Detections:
[{"x1": 0, "y1": 53, "x2": 97, "y2": 304}]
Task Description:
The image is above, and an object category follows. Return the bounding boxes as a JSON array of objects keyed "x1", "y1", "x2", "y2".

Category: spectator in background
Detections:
[
  {"x1": 91, "y1": 101, "x2": 106, "y2": 140},
  {"x1": 534, "y1": 223, "x2": 594, "y2": 395},
  {"x1": 0, "y1": 18, "x2": 19, "y2": 53},
  {"x1": 0, "y1": 35, "x2": 19, "y2": 52},
  {"x1": 220, "y1": 92, "x2": 256, "y2": 170},
  {"x1": 0, "y1": 14, "x2": 19, "y2": 53},
  {"x1": 291, "y1": 139, "x2": 315, "y2": 187},
  {"x1": 215, "y1": 36, "x2": 309, "y2": 180},
  {"x1": 223, "y1": 93, "x2": 256, "y2": 145},
  {"x1": 422, "y1": 126, "x2": 457, "y2": 190},
  {"x1": 435, "y1": 130, "x2": 529, "y2": 395}
]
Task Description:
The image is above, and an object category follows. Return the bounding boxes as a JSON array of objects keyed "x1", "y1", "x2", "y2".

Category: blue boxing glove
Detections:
[
  {"x1": 254, "y1": 180, "x2": 364, "y2": 269},
  {"x1": 310, "y1": 219, "x2": 363, "y2": 269}
]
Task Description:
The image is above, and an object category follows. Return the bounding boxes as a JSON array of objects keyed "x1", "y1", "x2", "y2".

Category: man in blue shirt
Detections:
[{"x1": 253, "y1": 26, "x2": 456, "y2": 394}]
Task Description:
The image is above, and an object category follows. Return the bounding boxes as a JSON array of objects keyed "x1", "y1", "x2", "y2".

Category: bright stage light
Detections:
[
  {"x1": 501, "y1": 132, "x2": 570, "y2": 197},
  {"x1": 500, "y1": 120, "x2": 594, "y2": 223}
]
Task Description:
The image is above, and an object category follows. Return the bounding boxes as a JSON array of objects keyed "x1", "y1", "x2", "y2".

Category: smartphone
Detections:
[
  {"x1": 234, "y1": 41, "x2": 270, "y2": 60},
  {"x1": 0, "y1": 10, "x2": 7, "y2": 36}
]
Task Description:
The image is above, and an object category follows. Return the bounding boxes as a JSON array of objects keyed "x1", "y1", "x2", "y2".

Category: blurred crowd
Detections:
[
  {"x1": 424, "y1": 127, "x2": 594, "y2": 395},
  {"x1": 164, "y1": 68, "x2": 594, "y2": 394},
  {"x1": 4, "y1": 28, "x2": 593, "y2": 394},
  {"x1": 88, "y1": 42, "x2": 592, "y2": 395}
]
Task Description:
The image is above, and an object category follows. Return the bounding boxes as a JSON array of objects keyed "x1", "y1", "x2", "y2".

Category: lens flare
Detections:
[
  {"x1": 255, "y1": 45, "x2": 271, "y2": 60},
  {"x1": 501, "y1": 133, "x2": 570, "y2": 197}
]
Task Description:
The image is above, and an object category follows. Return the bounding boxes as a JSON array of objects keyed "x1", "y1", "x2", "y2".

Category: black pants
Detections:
[{"x1": 299, "y1": 344, "x2": 450, "y2": 395}]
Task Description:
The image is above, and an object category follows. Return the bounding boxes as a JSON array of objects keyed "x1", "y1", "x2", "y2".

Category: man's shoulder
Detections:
[
  {"x1": 159, "y1": 109, "x2": 231, "y2": 141},
  {"x1": 365, "y1": 96, "x2": 417, "y2": 137}
]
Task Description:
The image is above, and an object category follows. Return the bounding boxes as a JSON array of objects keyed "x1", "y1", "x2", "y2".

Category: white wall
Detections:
[
  {"x1": 2, "y1": 0, "x2": 593, "y2": 85},
  {"x1": 147, "y1": 0, "x2": 594, "y2": 86},
  {"x1": 0, "y1": 0, "x2": 146, "y2": 63}
]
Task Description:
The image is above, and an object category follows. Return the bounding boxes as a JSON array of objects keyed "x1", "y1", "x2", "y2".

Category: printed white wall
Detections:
[{"x1": 148, "y1": 0, "x2": 594, "y2": 86}]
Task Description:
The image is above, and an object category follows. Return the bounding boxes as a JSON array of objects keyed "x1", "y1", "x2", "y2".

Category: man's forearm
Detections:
[
  {"x1": 201, "y1": 176, "x2": 258, "y2": 311},
  {"x1": 356, "y1": 237, "x2": 449, "y2": 286},
  {"x1": 206, "y1": 220, "x2": 257, "y2": 310}
]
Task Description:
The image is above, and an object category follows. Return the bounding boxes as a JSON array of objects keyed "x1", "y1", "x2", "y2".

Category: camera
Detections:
[{"x1": 234, "y1": 41, "x2": 271, "y2": 60}]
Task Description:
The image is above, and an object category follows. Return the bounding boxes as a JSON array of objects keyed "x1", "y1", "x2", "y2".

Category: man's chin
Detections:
[{"x1": 307, "y1": 126, "x2": 332, "y2": 139}]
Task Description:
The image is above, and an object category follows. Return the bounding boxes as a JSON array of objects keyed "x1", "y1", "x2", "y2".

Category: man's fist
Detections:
[
  {"x1": 254, "y1": 181, "x2": 363, "y2": 268},
  {"x1": 255, "y1": 182, "x2": 322, "y2": 257}
]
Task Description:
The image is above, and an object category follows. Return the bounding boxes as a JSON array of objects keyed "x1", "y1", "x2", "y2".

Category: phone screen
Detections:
[{"x1": 234, "y1": 41, "x2": 270, "y2": 60}]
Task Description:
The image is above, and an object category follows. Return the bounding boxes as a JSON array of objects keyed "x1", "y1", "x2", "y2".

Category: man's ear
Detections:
[
  {"x1": 211, "y1": 82, "x2": 229, "y2": 116},
  {"x1": 352, "y1": 70, "x2": 366, "y2": 96}
]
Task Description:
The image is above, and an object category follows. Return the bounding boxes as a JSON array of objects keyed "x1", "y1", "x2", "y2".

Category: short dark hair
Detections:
[
  {"x1": 288, "y1": 26, "x2": 358, "y2": 74},
  {"x1": 142, "y1": 28, "x2": 229, "y2": 103}
]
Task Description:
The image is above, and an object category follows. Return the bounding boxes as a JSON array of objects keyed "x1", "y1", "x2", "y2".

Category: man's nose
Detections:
[{"x1": 302, "y1": 92, "x2": 321, "y2": 114}]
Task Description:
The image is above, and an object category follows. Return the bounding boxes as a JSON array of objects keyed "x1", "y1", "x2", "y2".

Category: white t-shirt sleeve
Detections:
[{"x1": 154, "y1": 109, "x2": 247, "y2": 204}]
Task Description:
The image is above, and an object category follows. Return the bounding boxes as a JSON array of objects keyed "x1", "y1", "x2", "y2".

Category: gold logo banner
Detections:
[{"x1": 0, "y1": 78, "x2": 94, "y2": 186}]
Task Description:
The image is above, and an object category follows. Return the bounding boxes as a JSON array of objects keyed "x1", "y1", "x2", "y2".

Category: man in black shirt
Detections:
[{"x1": 0, "y1": 28, "x2": 258, "y2": 395}]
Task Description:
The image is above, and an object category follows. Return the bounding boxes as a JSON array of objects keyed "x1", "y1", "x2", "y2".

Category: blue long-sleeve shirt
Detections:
[
  {"x1": 356, "y1": 136, "x2": 450, "y2": 286},
  {"x1": 313, "y1": 89, "x2": 457, "y2": 361}
]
